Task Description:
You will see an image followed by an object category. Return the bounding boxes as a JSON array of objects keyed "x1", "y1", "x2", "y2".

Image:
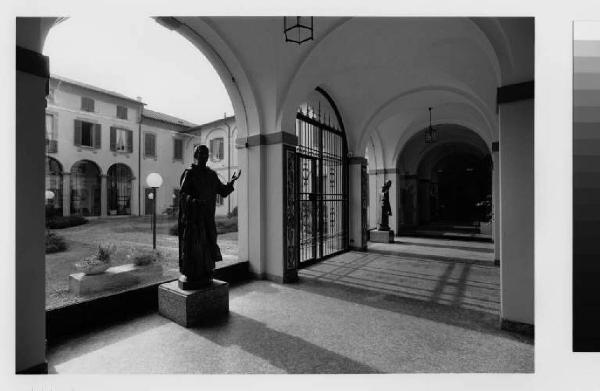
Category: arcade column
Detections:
[
  {"x1": 62, "y1": 172, "x2": 71, "y2": 217},
  {"x1": 498, "y1": 81, "x2": 534, "y2": 332},
  {"x1": 349, "y1": 157, "x2": 368, "y2": 250}
]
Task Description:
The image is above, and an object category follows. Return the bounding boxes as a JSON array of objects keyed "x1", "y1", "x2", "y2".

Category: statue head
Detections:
[{"x1": 193, "y1": 145, "x2": 209, "y2": 166}]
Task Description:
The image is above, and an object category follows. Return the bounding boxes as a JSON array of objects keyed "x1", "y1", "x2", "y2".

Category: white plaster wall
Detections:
[
  {"x1": 499, "y1": 99, "x2": 534, "y2": 325},
  {"x1": 47, "y1": 80, "x2": 142, "y2": 177},
  {"x1": 263, "y1": 144, "x2": 284, "y2": 279},
  {"x1": 140, "y1": 121, "x2": 194, "y2": 216}
]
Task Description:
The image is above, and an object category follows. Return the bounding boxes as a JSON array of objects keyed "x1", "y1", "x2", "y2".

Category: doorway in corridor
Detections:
[
  {"x1": 296, "y1": 89, "x2": 348, "y2": 267},
  {"x1": 429, "y1": 152, "x2": 491, "y2": 224}
]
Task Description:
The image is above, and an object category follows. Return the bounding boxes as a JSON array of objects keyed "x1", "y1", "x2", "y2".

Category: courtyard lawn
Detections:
[{"x1": 45, "y1": 215, "x2": 239, "y2": 310}]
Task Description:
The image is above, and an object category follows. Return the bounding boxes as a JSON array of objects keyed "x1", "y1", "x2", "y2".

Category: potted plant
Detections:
[
  {"x1": 127, "y1": 247, "x2": 163, "y2": 267},
  {"x1": 476, "y1": 195, "x2": 493, "y2": 235},
  {"x1": 75, "y1": 241, "x2": 116, "y2": 275}
]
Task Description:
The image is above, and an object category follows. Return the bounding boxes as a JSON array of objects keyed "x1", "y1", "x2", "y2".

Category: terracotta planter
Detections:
[{"x1": 479, "y1": 221, "x2": 492, "y2": 236}]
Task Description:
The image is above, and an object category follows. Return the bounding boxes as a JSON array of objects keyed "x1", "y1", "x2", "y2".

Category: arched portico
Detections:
[{"x1": 16, "y1": 16, "x2": 534, "y2": 373}]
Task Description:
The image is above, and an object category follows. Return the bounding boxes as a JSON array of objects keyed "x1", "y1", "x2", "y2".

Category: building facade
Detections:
[{"x1": 45, "y1": 75, "x2": 238, "y2": 218}]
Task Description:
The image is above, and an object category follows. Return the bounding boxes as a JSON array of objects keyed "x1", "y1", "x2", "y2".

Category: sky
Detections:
[{"x1": 43, "y1": 16, "x2": 233, "y2": 125}]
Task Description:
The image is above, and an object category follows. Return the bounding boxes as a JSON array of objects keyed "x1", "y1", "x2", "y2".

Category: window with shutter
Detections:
[
  {"x1": 78, "y1": 121, "x2": 95, "y2": 148},
  {"x1": 174, "y1": 139, "x2": 183, "y2": 160},
  {"x1": 145, "y1": 133, "x2": 156, "y2": 157},
  {"x1": 74, "y1": 120, "x2": 82, "y2": 146},
  {"x1": 116, "y1": 105, "x2": 128, "y2": 120},
  {"x1": 127, "y1": 130, "x2": 133, "y2": 153},
  {"x1": 81, "y1": 97, "x2": 95, "y2": 112},
  {"x1": 110, "y1": 127, "x2": 116, "y2": 151},
  {"x1": 210, "y1": 138, "x2": 224, "y2": 161},
  {"x1": 45, "y1": 113, "x2": 58, "y2": 153},
  {"x1": 94, "y1": 124, "x2": 101, "y2": 149}
]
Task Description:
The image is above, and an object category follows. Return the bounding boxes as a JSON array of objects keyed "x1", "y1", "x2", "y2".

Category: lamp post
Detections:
[
  {"x1": 45, "y1": 190, "x2": 55, "y2": 220},
  {"x1": 146, "y1": 173, "x2": 163, "y2": 249}
]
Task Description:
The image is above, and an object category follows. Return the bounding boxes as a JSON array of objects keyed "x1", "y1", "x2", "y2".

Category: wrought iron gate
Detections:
[{"x1": 296, "y1": 100, "x2": 348, "y2": 266}]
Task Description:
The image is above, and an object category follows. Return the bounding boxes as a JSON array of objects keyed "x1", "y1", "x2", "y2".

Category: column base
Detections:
[
  {"x1": 370, "y1": 230, "x2": 395, "y2": 243},
  {"x1": 500, "y1": 318, "x2": 534, "y2": 337},
  {"x1": 158, "y1": 279, "x2": 229, "y2": 327}
]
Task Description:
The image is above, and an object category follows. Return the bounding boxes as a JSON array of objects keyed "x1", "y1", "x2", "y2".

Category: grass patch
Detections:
[
  {"x1": 46, "y1": 231, "x2": 67, "y2": 254},
  {"x1": 168, "y1": 216, "x2": 238, "y2": 236},
  {"x1": 47, "y1": 215, "x2": 88, "y2": 229}
]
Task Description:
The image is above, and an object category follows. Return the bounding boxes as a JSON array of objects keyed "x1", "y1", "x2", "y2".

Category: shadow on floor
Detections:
[
  {"x1": 390, "y1": 239, "x2": 494, "y2": 254},
  {"x1": 188, "y1": 312, "x2": 382, "y2": 374},
  {"x1": 365, "y1": 247, "x2": 494, "y2": 266},
  {"x1": 286, "y1": 277, "x2": 532, "y2": 345}
]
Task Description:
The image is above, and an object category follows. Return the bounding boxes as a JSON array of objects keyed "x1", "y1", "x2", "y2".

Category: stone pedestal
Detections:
[
  {"x1": 158, "y1": 279, "x2": 229, "y2": 327},
  {"x1": 370, "y1": 229, "x2": 395, "y2": 243}
]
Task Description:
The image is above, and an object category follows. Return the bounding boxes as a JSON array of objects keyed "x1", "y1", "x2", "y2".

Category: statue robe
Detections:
[{"x1": 178, "y1": 164, "x2": 234, "y2": 283}]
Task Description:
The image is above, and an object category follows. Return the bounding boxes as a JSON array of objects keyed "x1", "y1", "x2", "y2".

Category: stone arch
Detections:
[
  {"x1": 357, "y1": 85, "x2": 496, "y2": 163},
  {"x1": 70, "y1": 159, "x2": 102, "y2": 216},
  {"x1": 395, "y1": 125, "x2": 491, "y2": 230},
  {"x1": 107, "y1": 163, "x2": 134, "y2": 216},
  {"x1": 278, "y1": 17, "x2": 507, "y2": 152}
]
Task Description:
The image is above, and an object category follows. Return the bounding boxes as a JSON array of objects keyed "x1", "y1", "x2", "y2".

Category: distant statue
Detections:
[
  {"x1": 178, "y1": 145, "x2": 241, "y2": 289},
  {"x1": 378, "y1": 180, "x2": 392, "y2": 231}
]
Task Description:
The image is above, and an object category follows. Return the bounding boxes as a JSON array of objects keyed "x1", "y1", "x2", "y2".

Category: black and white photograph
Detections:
[
  {"x1": 2, "y1": 1, "x2": 596, "y2": 390},
  {"x1": 14, "y1": 14, "x2": 534, "y2": 375}
]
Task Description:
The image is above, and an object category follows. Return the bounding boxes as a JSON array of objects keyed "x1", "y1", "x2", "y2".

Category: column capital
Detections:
[{"x1": 348, "y1": 156, "x2": 367, "y2": 166}]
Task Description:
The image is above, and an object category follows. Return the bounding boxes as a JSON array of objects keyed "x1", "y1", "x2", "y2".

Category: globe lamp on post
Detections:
[{"x1": 146, "y1": 173, "x2": 163, "y2": 249}]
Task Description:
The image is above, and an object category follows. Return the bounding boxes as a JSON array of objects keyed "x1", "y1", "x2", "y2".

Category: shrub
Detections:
[
  {"x1": 168, "y1": 216, "x2": 238, "y2": 236},
  {"x1": 46, "y1": 215, "x2": 88, "y2": 229},
  {"x1": 227, "y1": 206, "x2": 238, "y2": 219},
  {"x1": 216, "y1": 216, "x2": 238, "y2": 234},
  {"x1": 45, "y1": 231, "x2": 67, "y2": 254},
  {"x1": 127, "y1": 248, "x2": 162, "y2": 266},
  {"x1": 476, "y1": 195, "x2": 493, "y2": 223}
]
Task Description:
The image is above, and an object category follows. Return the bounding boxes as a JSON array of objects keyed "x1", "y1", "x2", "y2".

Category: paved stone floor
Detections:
[
  {"x1": 47, "y1": 237, "x2": 532, "y2": 373},
  {"x1": 301, "y1": 237, "x2": 498, "y2": 314}
]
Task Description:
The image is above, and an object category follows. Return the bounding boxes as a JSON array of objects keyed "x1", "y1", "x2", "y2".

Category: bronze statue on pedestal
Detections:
[
  {"x1": 178, "y1": 145, "x2": 240, "y2": 290},
  {"x1": 378, "y1": 180, "x2": 392, "y2": 231}
]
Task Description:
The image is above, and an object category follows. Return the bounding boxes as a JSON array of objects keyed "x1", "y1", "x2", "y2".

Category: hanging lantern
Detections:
[
  {"x1": 425, "y1": 107, "x2": 438, "y2": 144},
  {"x1": 284, "y1": 17, "x2": 314, "y2": 45}
]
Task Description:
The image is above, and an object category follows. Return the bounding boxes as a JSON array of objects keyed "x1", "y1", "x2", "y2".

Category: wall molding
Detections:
[
  {"x1": 367, "y1": 168, "x2": 400, "y2": 175},
  {"x1": 16, "y1": 361, "x2": 48, "y2": 375},
  {"x1": 16, "y1": 46, "x2": 49, "y2": 79},
  {"x1": 500, "y1": 318, "x2": 534, "y2": 338},
  {"x1": 235, "y1": 132, "x2": 298, "y2": 148},
  {"x1": 348, "y1": 156, "x2": 367, "y2": 165},
  {"x1": 497, "y1": 81, "x2": 534, "y2": 105}
]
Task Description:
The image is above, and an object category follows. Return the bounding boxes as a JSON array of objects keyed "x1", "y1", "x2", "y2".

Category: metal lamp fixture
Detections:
[
  {"x1": 284, "y1": 17, "x2": 314, "y2": 45},
  {"x1": 425, "y1": 107, "x2": 438, "y2": 144},
  {"x1": 146, "y1": 173, "x2": 163, "y2": 249}
]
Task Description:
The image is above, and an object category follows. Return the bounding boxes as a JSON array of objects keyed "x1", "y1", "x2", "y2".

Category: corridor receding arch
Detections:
[{"x1": 395, "y1": 124, "x2": 491, "y2": 231}]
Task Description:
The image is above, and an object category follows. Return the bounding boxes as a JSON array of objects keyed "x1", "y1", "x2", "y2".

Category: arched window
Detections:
[
  {"x1": 45, "y1": 156, "x2": 63, "y2": 216},
  {"x1": 70, "y1": 160, "x2": 101, "y2": 216},
  {"x1": 107, "y1": 163, "x2": 133, "y2": 215}
]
